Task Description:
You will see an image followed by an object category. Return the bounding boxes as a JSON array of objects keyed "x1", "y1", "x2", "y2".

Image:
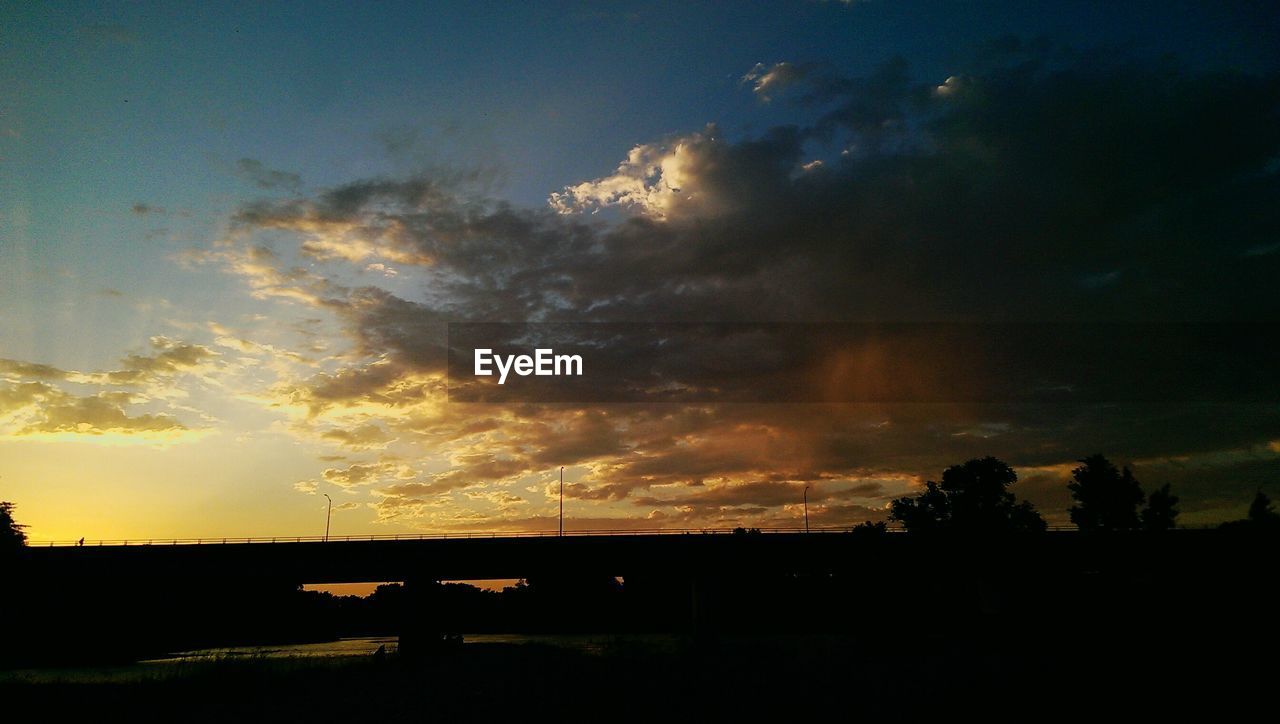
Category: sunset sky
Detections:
[{"x1": 3, "y1": 1, "x2": 1279, "y2": 542}]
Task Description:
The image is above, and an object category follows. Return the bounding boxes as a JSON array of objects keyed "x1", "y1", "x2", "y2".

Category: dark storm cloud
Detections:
[
  {"x1": 255, "y1": 49, "x2": 1279, "y2": 335},
  {"x1": 631, "y1": 480, "x2": 885, "y2": 510},
  {"x1": 219, "y1": 45, "x2": 1280, "y2": 523}
]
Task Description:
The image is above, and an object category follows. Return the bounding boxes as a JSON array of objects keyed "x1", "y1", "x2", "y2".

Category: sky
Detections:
[{"x1": 2, "y1": 1, "x2": 1279, "y2": 542}]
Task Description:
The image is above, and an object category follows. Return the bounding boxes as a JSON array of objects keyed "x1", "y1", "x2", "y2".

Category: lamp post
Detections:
[
  {"x1": 803, "y1": 486, "x2": 810, "y2": 533},
  {"x1": 559, "y1": 466, "x2": 564, "y2": 537},
  {"x1": 323, "y1": 493, "x2": 332, "y2": 542}
]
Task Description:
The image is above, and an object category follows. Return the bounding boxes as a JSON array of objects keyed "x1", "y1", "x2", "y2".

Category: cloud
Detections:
[
  {"x1": 0, "y1": 381, "x2": 61, "y2": 413},
  {"x1": 0, "y1": 338, "x2": 220, "y2": 440},
  {"x1": 18, "y1": 393, "x2": 187, "y2": 436},
  {"x1": 226, "y1": 178, "x2": 465, "y2": 266},
  {"x1": 276, "y1": 361, "x2": 437, "y2": 417},
  {"x1": 102, "y1": 336, "x2": 219, "y2": 385},
  {"x1": 301, "y1": 460, "x2": 417, "y2": 490},
  {"x1": 180, "y1": 244, "x2": 337, "y2": 307},
  {"x1": 741, "y1": 61, "x2": 810, "y2": 101},
  {"x1": 1, "y1": 359, "x2": 73, "y2": 382},
  {"x1": 200, "y1": 46, "x2": 1280, "y2": 528},
  {"x1": 631, "y1": 479, "x2": 887, "y2": 511},
  {"x1": 1, "y1": 381, "x2": 188, "y2": 438},
  {"x1": 322, "y1": 463, "x2": 393, "y2": 486},
  {"x1": 320, "y1": 423, "x2": 394, "y2": 449},
  {"x1": 549, "y1": 124, "x2": 804, "y2": 220},
  {"x1": 235, "y1": 158, "x2": 302, "y2": 191}
]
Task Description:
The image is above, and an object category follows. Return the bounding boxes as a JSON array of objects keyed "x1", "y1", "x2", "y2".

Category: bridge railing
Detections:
[
  {"x1": 27, "y1": 524, "x2": 1117, "y2": 547},
  {"x1": 29, "y1": 526, "x2": 888, "y2": 546}
]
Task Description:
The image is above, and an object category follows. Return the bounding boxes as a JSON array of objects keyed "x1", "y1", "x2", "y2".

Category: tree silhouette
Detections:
[
  {"x1": 1218, "y1": 490, "x2": 1280, "y2": 533},
  {"x1": 1, "y1": 500, "x2": 27, "y2": 552},
  {"x1": 889, "y1": 457, "x2": 1046, "y2": 533},
  {"x1": 1140, "y1": 484, "x2": 1180, "y2": 531},
  {"x1": 1068, "y1": 455, "x2": 1144, "y2": 531},
  {"x1": 1247, "y1": 490, "x2": 1280, "y2": 527},
  {"x1": 850, "y1": 521, "x2": 888, "y2": 536}
]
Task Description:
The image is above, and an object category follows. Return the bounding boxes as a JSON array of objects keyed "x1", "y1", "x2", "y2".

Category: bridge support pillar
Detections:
[{"x1": 399, "y1": 576, "x2": 445, "y2": 660}]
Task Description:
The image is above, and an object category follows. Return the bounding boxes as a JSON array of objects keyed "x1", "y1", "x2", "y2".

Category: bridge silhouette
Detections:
[
  {"x1": 29, "y1": 526, "x2": 874, "y2": 548},
  {"x1": 12, "y1": 526, "x2": 1265, "y2": 660},
  {"x1": 27, "y1": 528, "x2": 907, "y2": 652},
  {"x1": 24, "y1": 526, "x2": 1211, "y2": 586},
  {"x1": 29, "y1": 528, "x2": 891, "y2": 584}
]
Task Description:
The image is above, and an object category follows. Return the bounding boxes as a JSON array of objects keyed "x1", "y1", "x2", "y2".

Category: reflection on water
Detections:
[
  {"x1": 147, "y1": 636, "x2": 401, "y2": 662},
  {"x1": 0, "y1": 634, "x2": 682, "y2": 683},
  {"x1": 155, "y1": 633, "x2": 679, "y2": 662}
]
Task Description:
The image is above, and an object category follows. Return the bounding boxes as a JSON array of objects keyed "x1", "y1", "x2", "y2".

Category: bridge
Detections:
[
  {"x1": 10, "y1": 526, "x2": 1264, "y2": 660},
  {"x1": 23, "y1": 528, "x2": 890, "y2": 585},
  {"x1": 18, "y1": 526, "x2": 1218, "y2": 586}
]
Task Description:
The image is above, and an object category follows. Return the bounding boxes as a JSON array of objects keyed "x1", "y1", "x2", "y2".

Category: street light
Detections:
[
  {"x1": 323, "y1": 493, "x2": 332, "y2": 542},
  {"x1": 559, "y1": 466, "x2": 564, "y2": 537},
  {"x1": 803, "y1": 486, "x2": 810, "y2": 533}
]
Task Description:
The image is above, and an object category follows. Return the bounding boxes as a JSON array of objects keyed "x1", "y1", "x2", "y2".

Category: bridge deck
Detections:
[{"x1": 16, "y1": 529, "x2": 1231, "y2": 585}]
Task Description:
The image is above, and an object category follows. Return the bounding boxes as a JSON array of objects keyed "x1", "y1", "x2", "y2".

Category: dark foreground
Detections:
[
  {"x1": 6, "y1": 529, "x2": 1276, "y2": 718},
  {"x1": 1, "y1": 631, "x2": 1268, "y2": 721}
]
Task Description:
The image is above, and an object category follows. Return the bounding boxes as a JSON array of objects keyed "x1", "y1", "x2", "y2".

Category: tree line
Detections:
[{"x1": 888, "y1": 453, "x2": 1279, "y2": 534}]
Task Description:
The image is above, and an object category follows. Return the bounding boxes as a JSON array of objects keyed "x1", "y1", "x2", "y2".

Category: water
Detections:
[
  {"x1": 0, "y1": 634, "x2": 682, "y2": 683},
  {"x1": 152, "y1": 633, "x2": 680, "y2": 662},
  {"x1": 145, "y1": 636, "x2": 401, "y2": 662}
]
